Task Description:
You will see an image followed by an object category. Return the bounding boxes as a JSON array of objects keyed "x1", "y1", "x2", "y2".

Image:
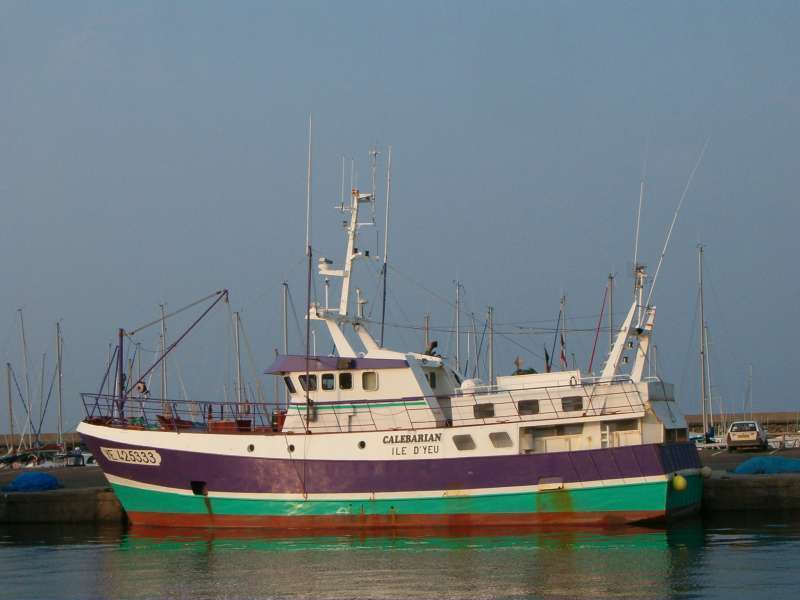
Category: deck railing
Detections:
[{"x1": 81, "y1": 377, "x2": 648, "y2": 435}]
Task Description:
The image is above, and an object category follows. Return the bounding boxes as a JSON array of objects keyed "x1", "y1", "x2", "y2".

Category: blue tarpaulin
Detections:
[
  {"x1": 733, "y1": 456, "x2": 800, "y2": 475},
  {"x1": 2, "y1": 472, "x2": 61, "y2": 492}
]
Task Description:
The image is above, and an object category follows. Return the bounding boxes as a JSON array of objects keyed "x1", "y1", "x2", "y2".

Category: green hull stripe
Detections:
[{"x1": 112, "y1": 476, "x2": 702, "y2": 517}]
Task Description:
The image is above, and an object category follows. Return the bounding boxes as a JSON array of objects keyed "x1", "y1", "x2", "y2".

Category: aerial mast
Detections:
[
  {"x1": 380, "y1": 146, "x2": 392, "y2": 347},
  {"x1": 160, "y1": 304, "x2": 167, "y2": 401},
  {"x1": 304, "y1": 114, "x2": 313, "y2": 427}
]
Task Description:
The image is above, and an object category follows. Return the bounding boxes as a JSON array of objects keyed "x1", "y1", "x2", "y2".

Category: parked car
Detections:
[{"x1": 726, "y1": 421, "x2": 769, "y2": 451}]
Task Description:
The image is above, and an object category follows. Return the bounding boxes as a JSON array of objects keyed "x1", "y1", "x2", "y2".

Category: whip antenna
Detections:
[{"x1": 645, "y1": 136, "x2": 710, "y2": 309}]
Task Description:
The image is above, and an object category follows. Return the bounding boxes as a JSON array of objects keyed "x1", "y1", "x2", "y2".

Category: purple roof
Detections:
[{"x1": 265, "y1": 354, "x2": 408, "y2": 374}]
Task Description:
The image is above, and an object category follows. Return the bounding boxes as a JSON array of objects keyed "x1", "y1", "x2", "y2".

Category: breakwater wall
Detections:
[
  {"x1": 703, "y1": 472, "x2": 800, "y2": 512},
  {"x1": 0, "y1": 487, "x2": 124, "y2": 524}
]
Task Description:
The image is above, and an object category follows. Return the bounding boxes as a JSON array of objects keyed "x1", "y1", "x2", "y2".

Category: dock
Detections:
[{"x1": 0, "y1": 466, "x2": 124, "y2": 524}]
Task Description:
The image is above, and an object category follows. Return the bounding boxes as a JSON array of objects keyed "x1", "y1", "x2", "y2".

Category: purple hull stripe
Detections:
[
  {"x1": 81, "y1": 432, "x2": 699, "y2": 495},
  {"x1": 265, "y1": 354, "x2": 408, "y2": 374}
]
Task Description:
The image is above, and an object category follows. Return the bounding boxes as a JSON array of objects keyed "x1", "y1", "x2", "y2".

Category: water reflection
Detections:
[
  {"x1": 106, "y1": 523, "x2": 706, "y2": 600},
  {"x1": 2, "y1": 515, "x2": 799, "y2": 600}
]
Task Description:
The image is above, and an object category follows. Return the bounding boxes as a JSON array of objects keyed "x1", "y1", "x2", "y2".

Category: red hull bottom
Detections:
[{"x1": 127, "y1": 510, "x2": 671, "y2": 531}]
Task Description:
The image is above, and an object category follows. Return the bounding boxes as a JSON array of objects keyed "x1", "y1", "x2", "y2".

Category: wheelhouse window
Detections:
[
  {"x1": 560, "y1": 396, "x2": 583, "y2": 412},
  {"x1": 426, "y1": 371, "x2": 437, "y2": 389},
  {"x1": 339, "y1": 372, "x2": 352, "y2": 390},
  {"x1": 283, "y1": 376, "x2": 296, "y2": 394},
  {"x1": 298, "y1": 374, "x2": 317, "y2": 391},
  {"x1": 452, "y1": 434, "x2": 476, "y2": 450},
  {"x1": 473, "y1": 403, "x2": 495, "y2": 419},
  {"x1": 518, "y1": 399, "x2": 539, "y2": 415},
  {"x1": 321, "y1": 373, "x2": 335, "y2": 391},
  {"x1": 362, "y1": 371, "x2": 379, "y2": 391},
  {"x1": 489, "y1": 431, "x2": 513, "y2": 448}
]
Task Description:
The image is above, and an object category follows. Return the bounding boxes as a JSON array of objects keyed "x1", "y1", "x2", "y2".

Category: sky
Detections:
[{"x1": 0, "y1": 1, "x2": 798, "y2": 435}]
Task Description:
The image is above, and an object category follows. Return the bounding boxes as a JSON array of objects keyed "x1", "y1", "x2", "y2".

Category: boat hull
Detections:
[{"x1": 79, "y1": 424, "x2": 702, "y2": 530}]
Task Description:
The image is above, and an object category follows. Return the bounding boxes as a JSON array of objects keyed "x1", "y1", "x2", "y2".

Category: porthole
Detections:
[
  {"x1": 247, "y1": 444, "x2": 255, "y2": 453},
  {"x1": 358, "y1": 441, "x2": 366, "y2": 449},
  {"x1": 288, "y1": 444, "x2": 295, "y2": 453}
]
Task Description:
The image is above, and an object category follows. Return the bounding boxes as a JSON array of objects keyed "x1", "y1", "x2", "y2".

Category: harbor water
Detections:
[{"x1": 1, "y1": 513, "x2": 799, "y2": 599}]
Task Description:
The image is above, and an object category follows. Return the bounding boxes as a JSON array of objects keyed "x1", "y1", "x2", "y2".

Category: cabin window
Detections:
[
  {"x1": 489, "y1": 431, "x2": 513, "y2": 448},
  {"x1": 452, "y1": 434, "x2": 476, "y2": 450},
  {"x1": 529, "y1": 424, "x2": 584, "y2": 438},
  {"x1": 612, "y1": 419, "x2": 639, "y2": 431},
  {"x1": 283, "y1": 376, "x2": 296, "y2": 394},
  {"x1": 362, "y1": 371, "x2": 379, "y2": 391},
  {"x1": 473, "y1": 403, "x2": 495, "y2": 419},
  {"x1": 560, "y1": 396, "x2": 583, "y2": 412},
  {"x1": 298, "y1": 374, "x2": 317, "y2": 391},
  {"x1": 557, "y1": 424, "x2": 584, "y2": 436},
  {"x1": 321, "y1": 373, "x2": 335, "y2": 391},
  {"x1": 518, "y1": 399, "x2": 539, "y2": 415},
  {"x1": 339, "y1": 372, "x2": 352, "y2": 390},
  {"x1": 427, "y1": 372, "x2": 437, "y2": 389}
]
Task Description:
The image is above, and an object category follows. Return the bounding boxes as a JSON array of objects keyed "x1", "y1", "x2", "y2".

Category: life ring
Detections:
[{"x1": 569, "y1": 376, "x2": 577, "y2": 387}]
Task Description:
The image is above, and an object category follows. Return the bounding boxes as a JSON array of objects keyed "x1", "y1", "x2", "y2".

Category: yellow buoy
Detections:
[{"x1": 672, "y1": 474, "x2": 688, "y2": 492}]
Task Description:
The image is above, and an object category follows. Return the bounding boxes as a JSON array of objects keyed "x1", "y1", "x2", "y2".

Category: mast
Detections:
[
  {"x1": 282, "y1": 282, "x2": 289, "y2": 407},
  {"x1": 698, "y1": 245, "x2": 708, "y2": 437},
  {"x1": 608, "y1": 273, "x2": 614, "y2": 353},
  {"x1": 304, "y1": 114, "x2": 313, "y2": 426},
  {"x1": 747, "y1": 364, "x2": 753, "y2": 420},
  {"x1": 380, "y1": 146, "x2": 392, "y2": 347},
  {"x1": 6, "y1": 363, "x2": 13, "y2": 453},
  {"x1": 56, "y1": 322, "x2": 63, "y2": 448},
  {"x1": 18, "y1": 310, "x2": 32, "y2": 450},
  {"x1": 38, "y1": 352, "x2": 45, "y2": 444},
  {"x1": 704, "y1": 324, "x2": 716, "y2": 433},
  {"x1": 455, "y1": 282, "x2": 461, "y2": 373},
  {"x1": 160, "y1": 304, "x2": 167, "y2": 400},
  {"x1": 233, "y1": 312, "x2": 243, "y2": 408},
  {"x1": 423, "y1": 314, "x2": 430, "y2": 349},
  {"x1": 488, "y1": 306, "x2": 494, "y2": 386}
]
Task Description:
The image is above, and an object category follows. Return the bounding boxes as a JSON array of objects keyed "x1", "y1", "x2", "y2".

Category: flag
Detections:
[
  {"x1": 560, "y1": 332, "x2": 568, "y2": 369},
  {"x1": 544, "y1": 347, "x2": 551, "y2": 373}
]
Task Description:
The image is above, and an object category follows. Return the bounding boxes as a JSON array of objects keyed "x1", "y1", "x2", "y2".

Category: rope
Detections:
[{"x1": 126, "y1": 290, "x2": 225, "y2": 336}]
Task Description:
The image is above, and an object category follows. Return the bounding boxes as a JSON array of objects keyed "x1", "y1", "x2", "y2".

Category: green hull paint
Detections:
[
  {"x1": 666, "y1": 473, "x2": 703, "y2": 513},
  {"x1": 112, "y1": 478, "x2": 697, "y2": 518}
]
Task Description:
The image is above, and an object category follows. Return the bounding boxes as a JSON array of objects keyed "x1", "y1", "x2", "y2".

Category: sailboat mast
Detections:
[
  {"x1": 698, "y1": 245, "x2": 708, "y2": 436},
  {"x1": 282, "y1": 282, "x2": 289, "y2": 407},
  {"x1": 56, "y1": 322, "x2": 63, "y2": 448},
  {"x1": 18, "y1": 310, "x2": 32, "y2": 450},
  {"x1": 455, "y1": 282, "x2": 461, "y2": 373},
  {"x1": 488, "y1": 306, "x2": 494, "y2": 386},
  {"x1": 704, "y1": 324, "x2": 716, "y2": 433},
  {"x1": 6, "y1": 363, "x2": 13, "y2": 452}
]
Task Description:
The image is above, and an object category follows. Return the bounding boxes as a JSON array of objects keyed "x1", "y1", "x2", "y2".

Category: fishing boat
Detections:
[{"x1": 78, "y1": 177, "x2": 701, "y2": 530}]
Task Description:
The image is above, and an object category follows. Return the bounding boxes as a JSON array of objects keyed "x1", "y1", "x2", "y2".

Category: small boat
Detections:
[{"x1": 78, "y1": 177, "x2": 701, "y2": 530}]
